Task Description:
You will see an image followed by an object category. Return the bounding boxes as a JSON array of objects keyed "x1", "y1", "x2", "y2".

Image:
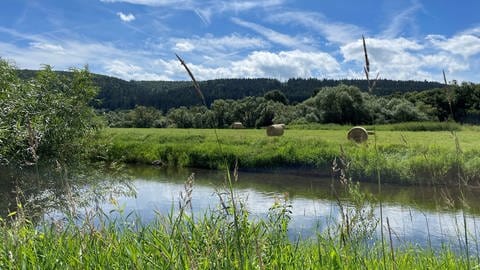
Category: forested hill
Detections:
[{"x1": 16, "y1": 69, "x2": 444, "y2": 111}]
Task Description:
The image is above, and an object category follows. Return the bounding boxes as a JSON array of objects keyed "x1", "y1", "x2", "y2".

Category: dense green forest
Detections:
[
  {"x1": 16, "y1": 69, "x2": 480, "y2": 128},
  {"x1": 16, "y1": 69, "x2": 443, "y2": 111},
  {"x1": 103, "y1": 83, "x2": 480, "y2": 128}
]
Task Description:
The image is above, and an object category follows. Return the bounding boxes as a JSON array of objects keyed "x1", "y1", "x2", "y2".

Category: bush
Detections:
[{"x1": 0, "y1": 60, "x2": 100, "y2": 165}]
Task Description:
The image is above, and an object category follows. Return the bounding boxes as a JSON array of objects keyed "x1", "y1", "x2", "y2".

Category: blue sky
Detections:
[{"x1": 1, "y1": 0, "x2": 479, "y2": 83}]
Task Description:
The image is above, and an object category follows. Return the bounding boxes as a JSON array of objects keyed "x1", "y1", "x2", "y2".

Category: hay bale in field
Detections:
[
  {"x1": 266, "y1": 124, "x2": 285, "y2": 136},
  {"x1": 347, "y1": 126, "x2": 369, "y2": 143},
  {"x1": 231, "y1": 122, "x2": 244, "y2": 129}
]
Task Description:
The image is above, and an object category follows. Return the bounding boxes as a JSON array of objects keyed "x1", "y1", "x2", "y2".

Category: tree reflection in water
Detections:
[{"x1": 0, "y1": 163, "x2": 135, "y2": 224}]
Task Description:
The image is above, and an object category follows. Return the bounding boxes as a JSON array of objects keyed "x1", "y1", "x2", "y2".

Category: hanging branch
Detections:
[{"x1": 175, "y1": 53, "x2": 206, "y2": 106}]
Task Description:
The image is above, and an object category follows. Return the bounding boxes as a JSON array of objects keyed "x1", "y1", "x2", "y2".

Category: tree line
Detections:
[
  {"x1": 17, "y1": 69, "x2": 444, "y2": 111},
  {"x1": 103, "y1": 83, "x2": 480, "y2": 128},
  {"x1": 13, "y1": 68, "x2": 480, "y2": 130}
]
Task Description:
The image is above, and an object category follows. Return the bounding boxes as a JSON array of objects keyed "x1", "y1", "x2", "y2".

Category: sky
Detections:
[{"x1": 1, "y1": 0, "x2": 479, "y2": 83}]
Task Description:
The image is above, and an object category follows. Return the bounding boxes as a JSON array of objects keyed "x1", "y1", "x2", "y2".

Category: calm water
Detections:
[{"x1": 2, "y1": 165, "x2": 480, "y2": 250}]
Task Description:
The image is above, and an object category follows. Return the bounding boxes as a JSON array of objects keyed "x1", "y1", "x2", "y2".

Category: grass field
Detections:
[
  {"x1": 93, "y1": 125, "x2": 480, "y2": 185},
  {"x1": 3, "y1": 123, "x2": 479, "y2": 269}
]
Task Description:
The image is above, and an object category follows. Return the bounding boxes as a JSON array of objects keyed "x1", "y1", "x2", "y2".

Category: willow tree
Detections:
[{"x1": 0, "y1": 59, "x2": 101, "y2": 166}]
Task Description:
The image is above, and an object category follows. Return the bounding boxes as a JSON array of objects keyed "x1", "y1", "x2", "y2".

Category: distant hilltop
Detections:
[{"x1": 16, "y1": 69, "x2": 444, "y2": 111}]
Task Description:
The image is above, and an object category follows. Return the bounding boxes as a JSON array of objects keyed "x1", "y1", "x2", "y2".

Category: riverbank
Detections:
[
  {"x1": 92, "y1": 127, "x2": 480, "y2": 185},
  {"x1": 0, "y1": 198, "x2": 473, "y2": 269}
]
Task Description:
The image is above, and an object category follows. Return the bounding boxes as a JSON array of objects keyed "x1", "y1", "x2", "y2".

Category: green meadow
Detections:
[{"x1": 94, "y1": 125, "x2": 480, "y2": 185}]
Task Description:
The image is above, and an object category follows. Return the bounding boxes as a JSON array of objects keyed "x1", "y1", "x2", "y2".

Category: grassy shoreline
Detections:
[
  {"x1": 0, "y1": 214, "x2": 470, "y2": 269},
  {"x1": 3, "y1": 124, "x2": 479, "y2": 269},
  {"x1": 93, "y1": 127, "x2": 480, "y2": 185},
  {"x1": 1, "y1": 170, "x2": 475, "y2": 270}
]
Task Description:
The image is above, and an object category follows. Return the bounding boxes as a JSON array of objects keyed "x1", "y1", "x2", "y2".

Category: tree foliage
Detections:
[
  {"x1": 309, "y1": 85, "x2": 370, "y2": 124},
  {"x1": 264, "y1": 89, "x2": 289, "y2": 105},
  {"x1": 0, "y1": 60, "x2": 100, "y2": 165},
  {"x1": 17, "y1": 69, "x2": 446, "y2": 112}
]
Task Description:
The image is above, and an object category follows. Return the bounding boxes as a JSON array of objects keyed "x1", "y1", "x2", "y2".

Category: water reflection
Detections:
[
  {"x1": 112, "y1": 166, "x2": 480, "y2": 250},
  {"x1": 1, "y1": 164, "x2": 479, "y2": 251},
  {"x1": 0, "y1": 164, "x2": 134, "y2": 222},
  {"x1": 124, "y1": 165, "x2": 480, "y2": 214}
]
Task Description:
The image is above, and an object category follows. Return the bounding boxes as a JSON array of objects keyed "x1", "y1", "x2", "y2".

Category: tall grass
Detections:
[
  {"x1": 362, "y1": 35, "x2": 387, "y2": 268},
  {"x1": 0, "y1": 170, "x2": 477, "y2": 269}
]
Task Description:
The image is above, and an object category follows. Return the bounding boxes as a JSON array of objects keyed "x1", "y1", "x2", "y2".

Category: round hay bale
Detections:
[
  {"x1": 266, "y1": 124, "x2": 285, "y2": 136},
  {"x1": 347, "y1": 126, "x2": 368, "y2": 143},
  {"x1": 231, "y1": 122, "x2": 244, "y2": 129}
]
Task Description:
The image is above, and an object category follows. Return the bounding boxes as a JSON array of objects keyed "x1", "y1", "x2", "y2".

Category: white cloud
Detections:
[
  {"x1": 341, "y1": 37, "x2": 423, "y2": 63},
  {"x1": 230, "y1": 50, "x2": 340, "y2": 79},
  {"x1": 427, "y1": 32, "x2": 480, "y2": 58},
  {"x1": 268, "y1": 11, "x2": 364, "y2": 45},
  {"x1": 171, "y1": 34, "x2": 267, "y2": 54},
  {"x1": 105, "y1": 60, "x2": 168, "y2": 80},
  {"x1": 460, "y1": 26, "x2": 480, "y2": 38},
  {"x1": 164, "y1": 50, "x2": 340, "y2": 81},
  {"x1": 1, "y1": 22, "x2": 479, "y2": 83},
  {"x1": 117, "y1": 12, "x2": 136, "y2": 22},
  {"x1": 1, "y1": 38, "x2": 130, "y2": 72},
  {"x1": 340, "y1": 36, "x2": 476, "y2": 81},
  {"x1": 173, "y1": 41, "x2": 195, "y2": 52},
  {"x1": 421, "y1": 53, "x2": 469, "y2": 73},
  {"x1": 340, "y1": 37, "x2": 425, "y2": 80}
]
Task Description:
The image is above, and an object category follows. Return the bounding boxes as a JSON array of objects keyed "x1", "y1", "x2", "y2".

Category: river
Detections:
[{"x1": 1, "y1": 164, "x2": 480, "y2": 251}]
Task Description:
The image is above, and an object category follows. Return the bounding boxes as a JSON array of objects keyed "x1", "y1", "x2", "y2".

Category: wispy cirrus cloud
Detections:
[
  {"x1": 100, "y1": 0, "x2": 182, "y2": 5},
  {"x1": 101, "y1": 0, "x2": 286, "y2": 25},
  {"x1": 267, "y1": 11, "x2": 364, "y2": 44},
  {"x1": 170, "y1": 33, "x2": 269, "y2": 68},
  {"x1": 381, "y1": 0, "x2": 422, "y2": 38},
  {"x1": 231, "y1": 17, "x2": 310, "y2": 49},
  {"x1": 100, "y1": 0, "x2": 284, "y2": 10},
  {"x1": 29, "y1": 42, "x2": 66, "y2": 54},
  {"x1": 216, "y1": 0, "x2": 285, "y2": 13},
  {"x1": 117, "y1": 12, "x2": 136, "y2": 22}
]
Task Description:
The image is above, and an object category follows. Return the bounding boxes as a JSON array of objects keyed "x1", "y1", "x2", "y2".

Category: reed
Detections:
[
  {"x1": 175, "y1": 53, "x2": 246, "y2": 268},
  {"x1": 0, "y1": 172, "x2": 476, "y2": 269},
  {"x1": 362, "y1": 35, "x2": 387, "y2": 267}
]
